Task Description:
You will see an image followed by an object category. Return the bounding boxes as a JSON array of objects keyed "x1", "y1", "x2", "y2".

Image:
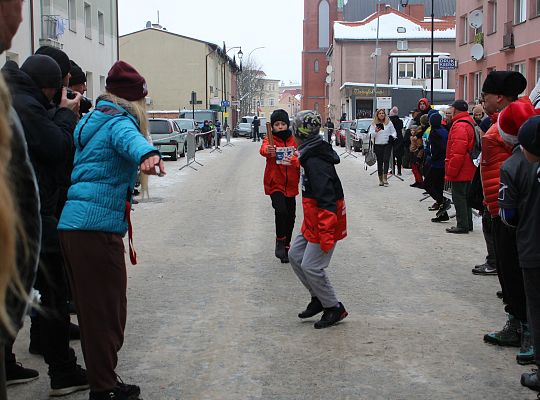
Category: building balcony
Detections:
[
  {"x1": 40, "y1": 15, "x2": 65, "y2": 49},
  {"x1": 502, "y1": 21, "x2": 515, "y2": 50}
]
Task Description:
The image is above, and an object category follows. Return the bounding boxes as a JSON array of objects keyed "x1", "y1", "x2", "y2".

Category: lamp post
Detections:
[
  {"x1": 400, "y1": 0, "x2": 434, "y2": 105},
  {"x1": 222, "y1": 45, "x2": 243, "y2": 128},
  {"x1": 372, "y1": 0, "x2": 381, "y2": 118}
]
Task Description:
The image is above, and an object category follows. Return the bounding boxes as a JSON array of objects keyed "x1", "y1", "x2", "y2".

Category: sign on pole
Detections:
[
  {"x1": 376, "y1": 97, "x2": 392, "y2": 110},
  {"x1": 439, "y1": 58, "x2": 457, "y2": 70}
]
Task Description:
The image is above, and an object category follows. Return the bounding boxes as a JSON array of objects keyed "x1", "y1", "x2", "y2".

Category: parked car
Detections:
[
  {"x1": 337, "y1": 121, "x2": 353, "y2": 147},
  {"x1": 149, "y1": 118, "x2": 185, "y2": 161},
  {"x1": 350, "y1": 119, "x2": 372, "y2": 153},
  {"x1": 173, "y1": 118, "x2": 203, "y2": 151},
  {"x1": 236, "y1": 122, "x2": 252, "y2": 137}
]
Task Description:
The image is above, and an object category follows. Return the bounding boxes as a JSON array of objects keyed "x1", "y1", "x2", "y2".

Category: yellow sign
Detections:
[
  {"x1": 352, "y1": 87, "x2": 387, "y2": 97},
  {"x1": 224, "y1": 112, "x2": 229, "y2": 117}
]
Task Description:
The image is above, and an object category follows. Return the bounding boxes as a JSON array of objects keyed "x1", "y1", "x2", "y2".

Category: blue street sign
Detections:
[
  {"x1": 221, "y1": 100, "x2": 231, "y2": 108},
  {"x1": 439, "y1": 58, "x2": 457, "y2": 70}
]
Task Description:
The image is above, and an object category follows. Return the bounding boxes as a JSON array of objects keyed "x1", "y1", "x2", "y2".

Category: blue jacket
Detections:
[{"x1": 58, "y1": 99, "x2": 157, "y2": 235}]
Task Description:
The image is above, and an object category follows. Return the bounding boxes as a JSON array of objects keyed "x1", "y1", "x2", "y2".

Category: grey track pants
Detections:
[{"x1": 288, "y1": 234, "x2": 339, "y2": 308}]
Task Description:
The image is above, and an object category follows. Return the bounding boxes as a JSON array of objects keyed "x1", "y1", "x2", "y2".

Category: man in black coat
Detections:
[
  {"x1": 389, "y1": 106, "x2": 404, "y2": 175},
  {"x1": 252, "y1": 116, "x2": 261, "y2": 142},
  {"x1": 325, "y1": 117, "x2": 334, "y2": 143},
  {"x1": 2, "y1": 55, "x2": 89, "y2": 396}
]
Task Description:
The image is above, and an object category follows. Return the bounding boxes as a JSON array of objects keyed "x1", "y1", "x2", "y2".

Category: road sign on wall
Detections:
[{"x1": 439, "y1": 58, "x2": 457, "y2": 70}]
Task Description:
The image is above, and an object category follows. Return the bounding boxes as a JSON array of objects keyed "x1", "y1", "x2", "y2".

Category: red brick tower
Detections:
[{"x1": 301, "y1": 0, "x2": 342, "y2": 119}]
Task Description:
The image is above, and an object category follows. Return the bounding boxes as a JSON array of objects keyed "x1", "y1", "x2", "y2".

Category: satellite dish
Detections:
[
  {"x1": 468, "y1": 10, "x2": 483, "y2": 29},
  {"x1": 471, "y1": 44, "x2": 484, "y2": 61},
  {"x1": 326, "y1": 65, "x2": 334, "y2": 74},
  {"x1": 325, "y1": 75, "x2": 332, "y2": 84}
]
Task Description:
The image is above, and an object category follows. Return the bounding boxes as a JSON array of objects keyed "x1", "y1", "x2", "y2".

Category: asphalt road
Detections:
[{"x1": 10, "y1": 138, "x2": 535, "y2": 400}]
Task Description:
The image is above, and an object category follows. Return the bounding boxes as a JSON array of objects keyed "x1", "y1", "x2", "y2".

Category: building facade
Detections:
[
  {"x1": 2, "y1": 0, "x2": 119, "y2": 102},
  {"x1": 253, "y1": 77, "x2": 281, "y2": 118},
  {"x1": 277, "y1": 86, "x2": 302, "y2": 118},
  {"x1": 119, "y1": 27, "x2": 240, "y2": 126},
  {"x1": 456, "y1": 0, "x2": 540, "y2": 104},
  {"x1": 327, "y1": 5, "x2": 456, "y2": 120}
]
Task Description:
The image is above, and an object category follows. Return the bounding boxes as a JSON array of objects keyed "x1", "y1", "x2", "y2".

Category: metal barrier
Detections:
[
  {"x1": 223, "y1": 127, "x2": 234, "y2": 147},
  {"x1": 339, "y1": 129, "x2": 357, "y2": 159},
  {"x1": 179, "y1": 131, "x2": 204, "y2": 171}
]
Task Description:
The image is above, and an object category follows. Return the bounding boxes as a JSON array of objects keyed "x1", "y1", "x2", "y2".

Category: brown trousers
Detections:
[{"x1": 59, "y1": 231, "x2": 127, "y2": 392}]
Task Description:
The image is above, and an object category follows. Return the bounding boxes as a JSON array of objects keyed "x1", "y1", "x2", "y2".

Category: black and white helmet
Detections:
[{"x1": 292, "y1": 110, "x2": 322, "y2": 139}]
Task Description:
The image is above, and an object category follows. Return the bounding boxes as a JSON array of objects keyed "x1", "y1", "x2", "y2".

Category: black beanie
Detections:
[
  {"x1": 69, "y1": 60, "x2": 86, "y2": 86},
  {"x1": 35, "y1": 46, "x2": 71, "y2": 78},
  {"x1": 482, "y1": 71, "x2": 527, "y2": 97},
  {"x1": 518, "y1": 115, "x2": 540, "y2": 157},
  {"x1": 271, "y1": 109, "x2": 290, "y2": 128},
  {"x1": 20, "y1": 55, "x2": 62, "y2": 89}
]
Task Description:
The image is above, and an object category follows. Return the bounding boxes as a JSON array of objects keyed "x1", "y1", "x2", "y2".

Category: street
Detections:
[{"x1": 10, "y1": 139, "x2": 533, "y2": 400}]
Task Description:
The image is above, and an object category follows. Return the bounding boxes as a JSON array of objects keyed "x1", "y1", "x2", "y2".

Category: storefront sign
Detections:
[
  {"x1": 376, "y1": 97, "x2": 392, "y2": 109},
  {"x1": 351, "y1": 87, "x2": 388, "y2": 97}
]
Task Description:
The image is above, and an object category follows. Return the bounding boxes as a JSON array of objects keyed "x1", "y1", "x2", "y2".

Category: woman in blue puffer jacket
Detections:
[{"x1": 58, "y1": 61, "x2": 165, "y2": 400}]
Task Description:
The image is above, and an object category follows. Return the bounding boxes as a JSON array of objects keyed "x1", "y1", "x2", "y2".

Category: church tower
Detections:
[{"x1": 301, "y1": 0, "x2": 342, "y2": 119}]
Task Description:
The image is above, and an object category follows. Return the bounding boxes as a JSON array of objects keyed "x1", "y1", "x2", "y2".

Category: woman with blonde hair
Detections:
[
  {"x1": 365, "y1": 108, "x2": 397, "y2": 186},
  {"x1": 58, "y1": 61, "x2": 165, "y2": 400}
]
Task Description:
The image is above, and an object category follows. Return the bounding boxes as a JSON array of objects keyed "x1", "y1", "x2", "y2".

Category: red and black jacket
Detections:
[
  {"x1": 298, "y1": 136, "x2": 347, "y2": 252},
  {"x1": 260, "y1": 130, "x2": 300, "y2": 197}
]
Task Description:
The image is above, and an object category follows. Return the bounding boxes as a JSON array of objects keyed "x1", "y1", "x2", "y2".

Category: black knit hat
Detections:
[
  {"x1": 518, "y1": 115, "x2": 540, "y2": 157},
  {"x1": 35, "y1": 46, "x2": 71, "y2": 78},
  {"x1": 271, "y1": 109, "x2": 290, "y2": 128},
  {"x1": 451, "y1": 100, "x2": 469, "y2": 112},
  {"x1": 482, "y1": 71, "x2": 527, "y2": 97},
  {"x1": 69, "y1": 60, "x2": 86, "y2": 86},
  {"x1": 20, "y1": 54, "x2": 62, "y2": 89}
]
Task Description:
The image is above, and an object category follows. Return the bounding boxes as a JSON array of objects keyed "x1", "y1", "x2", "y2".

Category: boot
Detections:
[
  {"x1": 383, "y1": 174, "x2": 389, "y2": 186},
  {"x1": 431, "y1": 212, "x2": 449, "y2": 223},
  {"x1": 517, "y1": 322, "x2": 535, "y2": 365},
  {"x1": 521, "y1": 370, "x2": 540, "y2": 392},
  {"x1": 314, "y1": 302, "x2": 348, "y2": 329},
  {"x1": 484, "y1": 314, "x2": 521, "y2": 347},
  {"x1": 281, "y1": 244, "x2": 290, "y2": 264},
  {"x1": 378, "y1": 175, "x2": 384, "y2": 186},
  {"x1": 275, "y1": 237, "x2": 287, "y2": 261},
  {"x1": 298, "y1": 297, "x2": 323, "y2": 319}
]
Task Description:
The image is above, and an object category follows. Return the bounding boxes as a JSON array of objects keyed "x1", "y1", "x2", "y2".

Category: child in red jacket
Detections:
[
  {"x1": 260, "y1": 109, "x2": 300, "y2": 263},
  {"x1": 288, "y1": 110, "x2": 348, "y2": 329}
]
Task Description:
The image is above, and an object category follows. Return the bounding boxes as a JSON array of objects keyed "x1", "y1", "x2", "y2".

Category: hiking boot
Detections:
[
  {"x1": 521, "y1": 370, "x2": 540, "y2": 392},
  {"x1": 5, "y1": 362, "x2": 39, "y2": 386},
  {"x1": 314, "y1": 302, "x2": 348, "y2": 329},
  {"x1": 484, "y1": 314, "x2": 521, "y2": 347},
  {"x1": 431, "y1": 212, "x2": 449, "y2": 223},
  {"x1": 49, "y1": 365, "x2": 89, "y2": 397},
  {"x1": 428, "y1": 202, "x2": 440, "y2": 211},
  {"x1": 436, "y1": 198, "x2": 452, "y2": 216},
  {"x1": 298, "y1": 297, "x2": 323, "y2": 319},
  {"x1": 280, "y1": 245, "x2": 290, "y2": 264},
  {"x1": 275, "y1": 238, "x2": 287, "y2": 261},
  {"x1": 472, "y1": 263, "x2": 497, "y2": 275},
  {"x1": 378, "y1": 175, "x2": 384, "y2": 186},
  {"x1": 517, "y1": 323, "x2": 535, "y2": 365}
]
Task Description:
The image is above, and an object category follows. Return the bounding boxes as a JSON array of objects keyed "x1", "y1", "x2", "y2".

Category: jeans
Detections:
[
  {"x1": 482, "y1": 207, "x2": 497, "y2": 267},
  {"x1": 374, "y1": 144, "x2": 392, "y2": 177},
  {"x1": 450, "y1": 181, "x2": 473, "y2": 231}
]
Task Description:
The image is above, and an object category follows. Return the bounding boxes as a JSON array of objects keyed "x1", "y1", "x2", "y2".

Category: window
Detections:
[
  {"x1": 463, "y1": 75, "x2": 468, "y2": 101},
  {"x1": 314, "y1": 60, "x2": 319, "y2": 73},
  {"x1": 487, "y1": 1, "x2": 497, "y2": 33},
  {"x1": 461, "y1": 14, "x2": 469, "y2": 44},
  {"x1": 86, "y1": 71, "x2": 93, "y2": 100},
  {"x1": 398, "y1": 62, "x2": 415, "y2": 78},
  {"x1": 260, "y1": 98, "x2": 265, "y2": 107},
  {"x1": 68, "y1": 0, "x2": 76, "y2": 32},
  {"x1": 318, "y1": 0, "x2": 330, "y2": 48},
  {"x1": 513, "y1": 62, "x2": 526, "y2": 76},
  {"x1": 536, "y1": 59, "x2": 540, "y2": 84},
  {"x1": 397, "y1": 40, "x2": 408, "y2": 51},
  {"x1": 99, "y1": 75, "x2": 105, "y2": 93},
  {"x1": 424, "y1": 62, "x2": 441, "y2": 79},
  {"x1": 537, "y1": 0, "x2": 540, "y2": 17},
  {"x1": 314, "y1": 102, "x2": 320, "y2": 112},
  {"x1": 5, "y1": 52, "x2": 18, "y2": 64},
  {"x1": 474, "y1": 72, "x2": 483, "y2": 102},
  {"x1": 269, "y1": 98, "x2": 275, "y2": 107},
  {"x1": 514, "y1": 0, "x2": 526, "y2": 23},
  {"x1": 84, "y1": 3, "x2": 92, "y2": 39},
  {"x1": 98, "y1": 11, "x2": 104, "y2": 44}
]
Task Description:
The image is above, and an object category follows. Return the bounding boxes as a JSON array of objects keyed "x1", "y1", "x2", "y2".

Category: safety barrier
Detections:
[
  {"x1": 179, "y1": 131, "x2": 204, "y2": 171},
  {"x1": 339, "y1": 129, "x2": 357, "y2": 159},
  {"x1": 223, "y1": 127, "x2": 234, "y2": 147}
]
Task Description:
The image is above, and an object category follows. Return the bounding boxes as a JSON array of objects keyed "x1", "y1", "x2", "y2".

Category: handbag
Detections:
[{"x1": 364, "y1": 134, "x2": 376, "y2": 168}]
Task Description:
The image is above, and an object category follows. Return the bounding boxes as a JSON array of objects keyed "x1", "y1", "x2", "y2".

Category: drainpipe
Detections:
[{"x1": 30, "y1": 0, "x2": 35, "y2": 53}]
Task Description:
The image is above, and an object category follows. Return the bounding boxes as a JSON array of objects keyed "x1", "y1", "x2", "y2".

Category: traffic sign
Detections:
[
  {"x1": 221, "y1": 100, "x2": 230, "y2": 108},
  {"x1": 439, "y1": 58, "x2": 457, "y2": 70}
]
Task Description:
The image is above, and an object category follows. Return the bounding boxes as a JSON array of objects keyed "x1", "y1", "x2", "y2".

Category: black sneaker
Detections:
[
  {"x1": 314, "y1": 302, "x2": 348, "y2": 329},
  {"x1": 275, "y1": 238, "x2": 287, "y2": 261},
  {"x1": 50, "y1": 365, "x2": 89, "y2": 397},
  {"x1": 298, "y1": 297, "x2": 323, "y2": 319},
  {"x1": 89, "y1": 388, "x2": 131, "y2": 400},
  {"x1": 521, "y1": 369, "x2": 540, "y2": 392},
  {"x1": 472, "y1": 263, "x2": 497, "y2": 275},
  {"x1": 116, "y1": 376, "x2": 141, "y2": 399},
  {"x1": 6, "y1": 362, "x2": 39, "y2": 386},
  {"x1": 431, "y1": 212, "x2": 449, "y2": 223},
  {"x1": 436, "y1": 198, "x2": 452, "y2": 217}
]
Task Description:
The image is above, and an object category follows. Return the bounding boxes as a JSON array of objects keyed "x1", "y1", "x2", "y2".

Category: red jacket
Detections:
[
  {"x1": 480, "y1": 123, "x2": 513, "y2": 216},
  {"x1": 260, "y1": 132, "x2": 300, "y2": 197},
  {"x1": 445, "y1": 112, "x2": 477, "y2": 182}
]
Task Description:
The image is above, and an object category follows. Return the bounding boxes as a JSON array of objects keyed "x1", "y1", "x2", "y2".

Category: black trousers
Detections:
[
  {"x1": 492, "y1": 217, "x2": 527, "y2": 322},
  {"x1": 33, "y1": 250, "x2": 77, "y2": 375},
  {"x1": 392, "y1": 149, "x2": 403, "y2": 175},
  {"x1": 270, "y1": 192, "x2": 296, "y2": 246},
  {"x1": 482, "y1": 207, "x2": 497, "y2": 267},
  {"x1": 374, "y1": 144, "x2": 392, "y2": 177},
  {"x1": 523, "y1": 269, "x2": 540, "y2": 366},
  {"x1": 425, "y1": 167, "x2": 445, "y2": 204},
  {"x1": 450, "y1": 181, "x2": 473, "y2": 231}
]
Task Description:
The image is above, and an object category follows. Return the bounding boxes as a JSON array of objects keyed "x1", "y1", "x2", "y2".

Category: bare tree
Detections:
[{"x1": 237, "y1": 57, "x2": 265, "y2": 117}]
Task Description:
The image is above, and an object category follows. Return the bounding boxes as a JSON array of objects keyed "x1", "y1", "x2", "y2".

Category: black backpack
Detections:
[{"x1": 455, "y1": 120, "x2": 482, "y2": 162}]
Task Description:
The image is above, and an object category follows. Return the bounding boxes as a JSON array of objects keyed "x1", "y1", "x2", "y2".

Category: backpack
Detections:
[{"x1": 455, "y1": 120, "x2": 482, "y2": 163}]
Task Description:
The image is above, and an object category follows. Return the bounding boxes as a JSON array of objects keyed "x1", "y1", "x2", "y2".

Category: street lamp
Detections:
[
  {"x1": 372, "y1": 0, "x2": 381, "y2": 118},
  {"x1": 400, "y1": 0, "x2": 434, "y2": 105}
]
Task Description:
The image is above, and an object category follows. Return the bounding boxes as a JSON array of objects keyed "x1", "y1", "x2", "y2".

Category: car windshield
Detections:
[
  {"x1": 357, "y1": 121, "x2": 371, "y2": 132},
  {"x1": 175, "y1": 120, "x2": 194, "y2": 130},
  {"x1": 340, "y1": 122, "x2": 352, "y2": 129},
  {"x1": 239, "y1": 123, "x2": 251, "y2": 129},
  {"x1": 149, "y1": 120, "x2": 171, "y2": 134}
]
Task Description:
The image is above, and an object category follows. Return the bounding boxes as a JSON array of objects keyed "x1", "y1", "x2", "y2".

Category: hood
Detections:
[
  {"x1": 299, "y1": 135, "x2": 340, "y2": 165},
  {"x1": 75, "y1": 93, "x2": 140, "y2": 149},
  {"x1": 1, "y1": 61, "x2": 51, "y2": 108},
  {"x1": 417, "y1": 97, "x2": 430, "y2": 111}
]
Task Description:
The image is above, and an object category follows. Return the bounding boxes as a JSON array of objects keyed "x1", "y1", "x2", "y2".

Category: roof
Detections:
[
  {"x1": 334, "y1": 9, "x2": 455, "y2": 41},
  {"x1": 343, "y1": 0, "x2": 456, "y2": 21}
]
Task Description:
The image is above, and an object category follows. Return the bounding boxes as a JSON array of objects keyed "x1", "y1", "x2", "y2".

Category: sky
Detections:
[{"x1": 118, "y1": 0, "x2": 304, "y2": 85}]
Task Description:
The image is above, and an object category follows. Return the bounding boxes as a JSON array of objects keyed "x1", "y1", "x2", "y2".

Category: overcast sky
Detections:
[{"x1": 118, "y1": 0, "x2": 304, "y2": 84}]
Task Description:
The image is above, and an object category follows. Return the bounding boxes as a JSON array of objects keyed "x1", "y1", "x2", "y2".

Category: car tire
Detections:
[
  {"x1": 170, "y1": 145, "x2": 178, "y2": 161},
  {"x1": 180, "y1": 143, "x2": 187, "y2": 157}
]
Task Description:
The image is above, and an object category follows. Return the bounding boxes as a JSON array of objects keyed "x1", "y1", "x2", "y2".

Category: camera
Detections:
[{"x1": 66, "y1": 88, "x2": 93, "y2": 114}]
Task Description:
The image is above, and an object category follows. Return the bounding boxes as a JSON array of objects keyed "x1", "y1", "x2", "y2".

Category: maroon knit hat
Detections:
[{"x1": 105, "y1": 61, "x2": 148, "y2": 101}]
